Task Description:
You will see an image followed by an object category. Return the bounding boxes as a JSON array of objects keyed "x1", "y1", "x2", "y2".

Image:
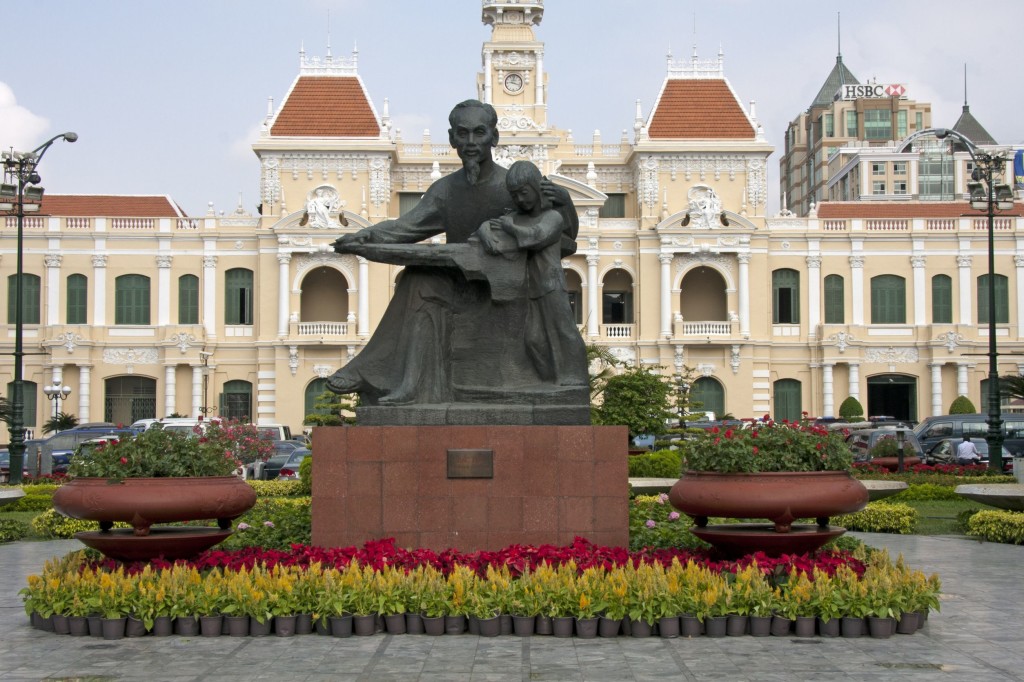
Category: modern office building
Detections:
[{"x1": 2, "y1": 1, "x2": 1021, "y2": 438}]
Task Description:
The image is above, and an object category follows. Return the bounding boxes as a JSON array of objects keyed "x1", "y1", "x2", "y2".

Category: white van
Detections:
[{"x1": 255, "y1": 424, "x2": 292, "y2": 441}]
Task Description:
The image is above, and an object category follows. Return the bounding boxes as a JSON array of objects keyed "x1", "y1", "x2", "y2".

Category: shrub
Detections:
[
  {"x1": 887, "y1": 483, "x2": 962, "y2": 502},
  {"x1": 30, "y1": 510, "x2": 130, "y2": 538},
  {"x1": 627, "y1": 494, "x2": 708, "y2": 551},
  {"x1": 627, "y1": 450, "x2": 682, "y2": 478},
  {"x1": 957, "y1": 508, "x2": 982, "y2": 533},
  {"x1": 299, "y1": 455, "x2": 312, "y2": 495},
  {"x1": 838, "y1": 396, "x2": 864, "y2": 421},
  {"x1": 221, "y1": 497, "x2": 311, "y2": 550},
  {"x1": 0, "y1": 518, "x2": 29, "y2": 543},
  {"x1": 246, "y1": 480, "x2": 305, "y2": 498},
  {"x1": 949, "y1": 396, "x2": 977, "y2": 414},
  {"x1": 966, "y1": 510, "x2": 1024, "y2": 544},
  {"x1": 833, "y1": 502, "x2": 918, "y2": 534},
  {"x1": 3, "y1": 493, "x2": 55, "y2": 512}
]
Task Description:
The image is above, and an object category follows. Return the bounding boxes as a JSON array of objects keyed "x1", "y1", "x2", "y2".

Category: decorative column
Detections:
[
  {"x1": 44, "y1": 254, "x2": 61, "y2": 326},
  {"x1": 203, "y1": 255, "x2": 218, "y2": 339},
  {"x1": 357, "y1": 256, "x2": 370, "y2": 337},
  {"x1": 822, "y1": 362, "x2": 834, "y2": 417},
  {"x1": 191, "y1": 365, "x2": 203, "y2": 418},
  {"x1": 957, "y1": 254, "x2": 973, "y2": 325},
  {"x1": 92, "y1": 255, "x2": 108, "y2": 326},
  {"x1": 806, "y1": 255, "x2": 821, "y2": 339},
  {"x1": 156, "y1": 255, "x2": 172, "y2": 326},
  {"x1": 659, "y1": 253, "x2": 673, "y2": 338},
  {"x1": 586, "y1": 253, "x2": 600, "y2": 338},
  {"x1": 957, "y1": 363, "x2": 969, "y2": 398},
  {"x1": 164, "y1": 365, "x2": 176, "y2": 416},
  {"x1": 911, "y1": 255, "x2": 926, "y2": 326},
  {"x1": 483, "y1": 49, "x2": 493, "y2": 103},
  {"x1": 848, "y1": 363, "x2": 861, "y2": 402},
  {"x1": 930, "y1": 362, "x2": 943, "y2": 417},
  {"x1": 535, "y1": 50, "x2": 544, "y2": 105},
  {"x1": 77, "y1": 365, "x2": 91, "y2": 423},
  {"x1": 1015, "y1": 255, "x2": 1024, "y2": 337},
  {"x1": 277, "y1": 253, "x2": 291, "y2": 337},
  {"x1": 849, "y1": 256, "x2": 864, "y2": 326},
  {"x1": 737, "y1": 253, "x2": 750, "y2": 338}
]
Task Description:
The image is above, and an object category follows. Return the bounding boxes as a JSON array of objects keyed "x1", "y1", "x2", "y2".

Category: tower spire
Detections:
[
  {"x1": 836, "y1": 12, "x2": 842, "y2": 60},
  {"x1": 963, "y1": 63, "x2": 968, "y2": 107},
  {"x1": 326, "y1": 8, "x2": 332, "y2": 58}
]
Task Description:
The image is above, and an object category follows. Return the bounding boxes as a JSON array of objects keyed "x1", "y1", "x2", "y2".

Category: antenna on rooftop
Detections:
[
  {"x1": 837, "y1": 12, "x2": 842, "y2": 58},
  {"x1": 326, "y1": 8, "x2": 332, "y2": 58},
  {"x1": 963, "y1": 63, "x2": 968, "y2": 107}
]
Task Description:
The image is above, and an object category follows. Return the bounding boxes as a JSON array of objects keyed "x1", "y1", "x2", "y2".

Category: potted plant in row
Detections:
[
  {"x1": 668, "y1": 416, "x2": 869, "y2": 556},
  {"x1": 51, "y1": 418, "x2": 265, "y2": 561}
]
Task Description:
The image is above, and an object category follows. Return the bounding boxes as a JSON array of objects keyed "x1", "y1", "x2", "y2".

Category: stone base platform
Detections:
[
  {"x1": 311, "y1": 425, "x2": 628, "y2": 552},
  {"x1": 356, "y1": 403, "x2": 591, "y2": 426}
]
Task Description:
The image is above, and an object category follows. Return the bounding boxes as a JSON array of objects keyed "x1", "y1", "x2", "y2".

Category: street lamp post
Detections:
[
  {"x1": 42, "y1": 380, "x2": 72, "y2": 420},
  {"x1": 935, "y1": 128, "x2": 1016, "y2": 473},
  {"x1": 1, "y1": 132, "x2": 78, "y2": 484}
]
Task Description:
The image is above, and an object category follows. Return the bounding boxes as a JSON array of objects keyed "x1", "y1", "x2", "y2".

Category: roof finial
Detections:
[
  {"x1": 837, "y1": 12, "x2": 842, "y2": 59},
  {"x1": 963, "y1": 63, "x2": 968, "y2": 108}
]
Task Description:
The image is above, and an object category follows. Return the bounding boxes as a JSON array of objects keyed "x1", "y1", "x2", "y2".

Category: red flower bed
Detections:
[{"x1": 88, "y1": 536, "x2": 865, "y2": 579}]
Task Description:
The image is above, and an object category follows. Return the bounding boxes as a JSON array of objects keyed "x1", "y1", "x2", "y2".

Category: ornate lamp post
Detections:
[
  {"x1": 935, "y1": 128, "x2": 1016, "y2": 473},
  {"x1": 42, "y1": 380, "x2": 72, "y2": 420},
  {"x1": 1, "y1": 132, "x2": 77, "y2": 484}
]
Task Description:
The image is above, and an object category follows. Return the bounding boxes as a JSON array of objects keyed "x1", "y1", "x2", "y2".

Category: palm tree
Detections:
[
  {"x1": 42, "y1": 411, "x2": 79, "y2": 434},
  {"x1": 1000, "y1": 375, "x2": 1024, "y2": 406}
]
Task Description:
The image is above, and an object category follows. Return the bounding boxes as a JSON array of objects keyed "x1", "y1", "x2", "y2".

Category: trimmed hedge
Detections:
[
  {"x1": 245, "y1": 479, "x2": 305, "y2": 497},
  {"x1": 627, "y1": 450, "x2": 683, "y2": 478},
  {"x1": 30, "y1": 510, "x2": 130, "y2": 538},
  {"x1": 966, "y1": 510, "x2": 1024, "y2": 544},
  {"x1": 887, "y1": 483, "x2": 963, "y2": 502},
  {"x1": 0, "y1": 518, "x2": 30, "y2": 544},
  {"x1": 833, "y1": 502, "x2": 918, "y2": 534}
]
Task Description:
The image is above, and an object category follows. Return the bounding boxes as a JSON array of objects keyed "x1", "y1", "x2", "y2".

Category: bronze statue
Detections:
[{"x1": 329, "y1": 100, "x2": 587, "y2": 418}]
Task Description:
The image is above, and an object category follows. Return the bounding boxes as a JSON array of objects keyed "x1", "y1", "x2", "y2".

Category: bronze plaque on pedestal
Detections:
[{"x1": 447, "y1": 449, "x2": 493, "y2": 479}]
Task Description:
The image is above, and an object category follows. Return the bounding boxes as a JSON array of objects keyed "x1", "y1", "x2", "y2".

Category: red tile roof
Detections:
[
  {"x1": 37, "y1": 195, "x2": 186, "y2": 217},
  {"x1": 271, "y1": 76, "x2": 380, "y2": 137},
  {"x1": 648, "y1": 79, "x2": 754, "y2": 139},
  {"x1": 818, "y1": 201, "x2": 1024, "y2": 218}
]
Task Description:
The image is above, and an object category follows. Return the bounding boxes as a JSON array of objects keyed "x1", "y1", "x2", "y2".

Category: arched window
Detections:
[
  {"x1": 564, "y1": 270, "x2": 583, "y2": 325},
  {"x1": 978, "y1": 274, "x2": 1009, "y2": 324},
  {"x1": 7, "y1": 273, "x2": 40, "y2": 325},
  {"x1": 690, "y1": 377, "x2": 725, "y2": 419},
  {"x1": 772, "y1": 269, "x2": 800, "y2": 324},
  {"x1": 773, "y1": 379, "x2": 802, "y2": 423},
  {"x1": 931, "y1": 274, "x2": 952, "y2": 324},
  {"x1": 178, "y1": 274, "x2": 199, "y2": 325},
  {"x1": 114, "y1": 274, "x2": 150, "y2": 325},
  {"x1": 870, "y1": 275, "x2": 906, "y2": 324},
  {"x1": 824, "y1": 274, "x2": 844, "y2": 324},
  {"x1": 225, "y1": 268, "x2": 253, "y2": 325},
  {"x1": 220, "y1": 380, "x2": 252, "y2": 421},
  {"x1": 304, "y1": 378, "x2": 330, "y2": 419},
  {"x1": 66, "y1": 274, "x2": 88, "y2": 324},
  {"x1": 602, "y1": 269, "x2": 633, "y2": 324}
]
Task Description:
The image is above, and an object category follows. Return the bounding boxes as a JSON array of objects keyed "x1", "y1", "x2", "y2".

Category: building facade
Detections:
[{"x1": 3, "y1": 0, "x2": 1022, "y2": 438}]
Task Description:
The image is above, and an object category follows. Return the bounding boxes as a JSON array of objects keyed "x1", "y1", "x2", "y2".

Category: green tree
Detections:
[
  {"x1": 593, "y1": 365, "x2": 673, "y2": 438},
  {"x1": 304, "y1": 390, "x2": 356, "y2": 426},
  {"x1": 949, "y1": 395, "x2": 977, "y2": 414},
  {"x1": 42, "y1": 411, "x2": 79, "y2": 434},
  {"x1": 838, "y1": 396, "x2": 864, "y2": 421},
  {"x1": 1000, "y1": 375, "x2": 1024, "y2": 405}
]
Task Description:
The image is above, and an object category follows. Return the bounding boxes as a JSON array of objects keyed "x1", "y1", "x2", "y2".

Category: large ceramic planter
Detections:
[
  {"x1": 669, "y1": 471, "x2": 868, "y2": 532},
  {"x1": 53, "y1": 476, "x2": 257, "y2": 535}
]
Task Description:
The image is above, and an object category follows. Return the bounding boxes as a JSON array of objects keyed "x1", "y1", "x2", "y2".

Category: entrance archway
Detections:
[
  {"x1": 866, "y1": 374, "x2": 917, "y2": 421},
  {"x1": 104, "y1": 376, "x2": 156, "y2": 424}
]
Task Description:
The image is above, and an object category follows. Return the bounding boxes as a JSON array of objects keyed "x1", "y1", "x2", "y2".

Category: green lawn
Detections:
[{"x1": 904, "y1": 499, "x2": 999, "y2": 536}]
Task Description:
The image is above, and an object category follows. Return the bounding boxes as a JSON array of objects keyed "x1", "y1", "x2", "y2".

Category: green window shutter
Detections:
[
  {"x1": 8, "y1": 274, "x2": 41, "y2": 325},
  {"x1": 978, "y1": 274, "x2": 1009, "y2": 324},
  {"x1": 225, "y1": 269, "x2": 253, "y2": 325},
  {"x1": 772, "y1": 269, "x2": 800, "y2": 324},
  {"x1": 773, "y1": 379, "x2": 802, "y2": 423},
  {"x1": 178, "y1": 275, "x2": 199, "y2": 324},
  {"x1": 931, "y1": 275, "x2": 952, "y2": 324},
  {"x1": 222, "y1": 380, "x2": 252, "y2": 421},
  {"x1": 870, "y1": 275, "x2": 906, "y2": 324},
  {"x1": 66, "y1": 274, "x2": 88, "y2": 324},
  {"x1": 598, "y1": 194, "x2": 626, "y2": 218},
  {"x1": 690, "y1": 378, "x2": 725, "y2": 418},
  {"x1": 114, "y1": 275, "x2": 150, "y2": 325},
  {"x1": 824, "y1": 275, "x2": 844, "y2": 324}
]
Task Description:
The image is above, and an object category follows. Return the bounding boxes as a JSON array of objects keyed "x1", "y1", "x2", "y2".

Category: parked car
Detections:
[
  {"x1": 22, "y1": 426, "x2": 141, "y2": 475},
  {"x1": 0, "y1": 449, "x2": 28, "y2": 482},
  {"x1": 924, "y1": 437, "x2": 1013, "y2": 472},
  {"x1": 845, "y1": 428, "x2": 924, "y2": 463},
  {"x1": 255, "y1": 424, "x2": 293, "y2": 441},
  {"x1": 914, "y1": 414, "x2": 1024, "y2": 457},
  {"x1": 260, "y1": 448, "x2": 311, "y2": 480},
  {"x1": 275, "y1": 450, "x2": 311, "y2": 480}
]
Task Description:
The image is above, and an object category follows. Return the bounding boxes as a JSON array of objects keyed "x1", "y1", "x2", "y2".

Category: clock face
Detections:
[{"x1": 504, "y1": 73, "x2": 523, "y2": 93}]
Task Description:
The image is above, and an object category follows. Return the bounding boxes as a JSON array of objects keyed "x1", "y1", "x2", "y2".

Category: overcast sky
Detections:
[{"x1": 2, "y1": 0, "x2": 1022, "y2": 217}]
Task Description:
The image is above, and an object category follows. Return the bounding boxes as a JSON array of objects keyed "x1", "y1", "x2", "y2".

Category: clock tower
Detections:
[{"x1": 478, "y1": 1, "x2": 549, "y2": 134}]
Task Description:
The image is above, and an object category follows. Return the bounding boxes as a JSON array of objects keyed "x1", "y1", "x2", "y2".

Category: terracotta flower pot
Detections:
[
  {"x1": 52, "y1": 476, "x2": 257, "y2": 536},
  {"x1": 669, "y1": 471, "x2": 869, "y2": 532}
]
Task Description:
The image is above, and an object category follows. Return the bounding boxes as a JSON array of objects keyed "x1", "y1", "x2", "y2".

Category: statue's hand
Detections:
[
  {"x1": 499, "y1": 214, "x2": 516, "y2": 235},
  {"x1": 332, "y1": 229, "x2": 373, "y2": 253},
  {"x1": 540, "y1": 177, "x2": 570, "y2": 206},
  {"x1": 476, "y1": 221, "x2": 503, "y2": 255}
]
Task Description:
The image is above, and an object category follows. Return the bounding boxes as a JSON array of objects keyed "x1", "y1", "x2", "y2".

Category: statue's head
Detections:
[
  {"x1": 506, "y1": 160, "x2": 550, "y2": 213},
  {"x1": 448, "y1": 100, "x2": 500, "y2": 173}
]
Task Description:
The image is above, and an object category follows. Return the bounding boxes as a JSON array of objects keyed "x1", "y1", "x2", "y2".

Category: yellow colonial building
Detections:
[{"x1": 3, "y1": 1, "x2": 1022, "y2": 438}]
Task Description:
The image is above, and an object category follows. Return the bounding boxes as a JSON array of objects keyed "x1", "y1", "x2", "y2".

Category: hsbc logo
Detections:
[{"x1": 835, "y1": 83, "x2": 908, "y2": 100}]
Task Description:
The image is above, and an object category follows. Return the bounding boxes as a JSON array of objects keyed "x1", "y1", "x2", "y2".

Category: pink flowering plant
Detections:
[
  {"x1": 680, "y1": 415, "x2": 853, "y2": 474},
  {"x1": 67, "y1": 418, "x2": 271, "y2": 481}
]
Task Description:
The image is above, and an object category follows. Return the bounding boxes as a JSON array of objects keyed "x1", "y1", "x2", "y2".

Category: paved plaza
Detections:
[{"x1": 0, "y1": 533, "x2": 1021, "y2": 681}]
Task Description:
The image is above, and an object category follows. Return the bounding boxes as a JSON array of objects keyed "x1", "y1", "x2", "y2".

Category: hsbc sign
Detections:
[{"x1": 834, "y1": 83, "x2": 907, "y2": 100}]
